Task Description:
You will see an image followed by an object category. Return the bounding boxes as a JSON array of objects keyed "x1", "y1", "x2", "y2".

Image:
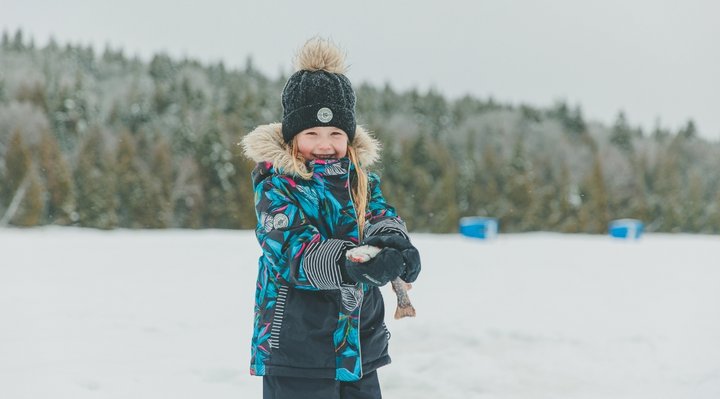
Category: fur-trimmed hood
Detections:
[{"x1": 240, "y1": 123, "x2": 380, "y2": 178}]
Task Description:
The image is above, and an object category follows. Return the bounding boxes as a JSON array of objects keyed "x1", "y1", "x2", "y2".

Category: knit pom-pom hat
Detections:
[{"x1": 281, "y1": 37, "x2": 356, "y2": 143}]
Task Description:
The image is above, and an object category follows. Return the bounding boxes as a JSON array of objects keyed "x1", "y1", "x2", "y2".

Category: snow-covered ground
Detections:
[{"x1": 1, "y1": 228, "x2": 718, "y2": 399}]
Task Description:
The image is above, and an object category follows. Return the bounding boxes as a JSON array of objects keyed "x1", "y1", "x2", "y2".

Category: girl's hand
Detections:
[
  {"x1": 342, "y1": 247, "x2": 405, "y2": 286},
  {"x1": 362, "y1": 235, "x2": 421, "y2": 283}
]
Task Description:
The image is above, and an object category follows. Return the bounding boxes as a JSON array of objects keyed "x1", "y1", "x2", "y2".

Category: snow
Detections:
[{"x1": 1, "y1": 228, "x2": 719, "y2": 398}]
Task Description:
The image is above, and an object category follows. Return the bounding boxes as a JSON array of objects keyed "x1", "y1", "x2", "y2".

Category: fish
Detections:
[{"x1": 346, "y1": 245, "x2": 416, "y2": 319}]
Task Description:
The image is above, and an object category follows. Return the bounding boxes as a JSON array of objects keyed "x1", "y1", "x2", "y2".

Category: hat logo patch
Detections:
[{"x1": 317, "y1": 107, "x2": 333, "y2": 123}]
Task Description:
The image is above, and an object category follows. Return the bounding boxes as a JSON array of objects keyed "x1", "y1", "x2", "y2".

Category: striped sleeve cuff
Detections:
[
  {"x1": 365, "y1": 217, "x2": 409, "y2": 239},
  {"x1": 302, "y1": 239, "x2": 352, "y2": 289}
]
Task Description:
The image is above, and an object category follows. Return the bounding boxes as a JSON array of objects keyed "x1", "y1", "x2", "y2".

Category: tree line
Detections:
[{"x1": 1, "y1": 29, "x2": 719, "y2": 233}]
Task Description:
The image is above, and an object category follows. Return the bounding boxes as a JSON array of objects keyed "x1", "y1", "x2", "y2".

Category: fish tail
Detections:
[{"x1": 394, "y1": 304, "x2": 416, "y2": 319}]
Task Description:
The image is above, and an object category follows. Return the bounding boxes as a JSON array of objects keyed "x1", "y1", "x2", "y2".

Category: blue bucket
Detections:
[
  {"x1": 608, "y1": 219, "x2": 644, "y2": 239},
  {"x1": 459, "y1": 217, "x2": 499, "y2": 239}
]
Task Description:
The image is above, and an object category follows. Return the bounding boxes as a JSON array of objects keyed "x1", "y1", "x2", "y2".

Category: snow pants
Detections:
[{"x1": 263, "y1": 370, "x2": 382, "y2": 399}]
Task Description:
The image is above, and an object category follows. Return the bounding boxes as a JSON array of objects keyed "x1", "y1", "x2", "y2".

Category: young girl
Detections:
[{"x1": 241, "y1": 38, "x2": 421, "y2": 399}]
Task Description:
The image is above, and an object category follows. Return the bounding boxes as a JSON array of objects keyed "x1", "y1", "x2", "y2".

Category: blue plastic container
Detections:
[
  {"x1": 608, "y1": 218, "x2": 644, "y2": 239},
  {"x1": 459, "y1": 217, "x2": 499, "y2": 239}
]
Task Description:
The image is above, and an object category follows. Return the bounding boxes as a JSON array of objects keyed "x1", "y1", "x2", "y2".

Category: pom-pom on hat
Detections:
[{"x1": 281, "y1": 38, "x2": 357, "y2": 143}]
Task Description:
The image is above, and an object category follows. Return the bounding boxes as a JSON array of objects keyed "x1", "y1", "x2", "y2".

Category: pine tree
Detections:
[
  {"x1": 627, "y1": 152, "x2": 650, "y2": 224},
  {"x1": 16, "y1": 81, "x2": 48, "y2": 111},
  {"x1": 406, "y1": 135, "x2": 435, "y2": 230},
  {"x1": 373, "y1": 136, "x2": 403, "y2": 215},
  {"x1": 230, "y1": 136, "x2": 257, "y2": 229},
  {"x1": 504, "y1": 138, "x2": 535, "y2": 231},
  {"x1": 577, "y1": 153, "x2": 609, "y2": 233},
  {"x1": 102, "y1": 44, "x2": 126, "y2": 65},
  {"x1": 425, "y1": 141, "x2": 459, "y2": 232},
  {"x1": 173, "y1": 157, "x2": 205, "y2": 228},
  {"x1": 149, "y1": 53, "x2": 176, "y2": 81},
  {"x1": 651, "y1": 139, "x2": 684, "y2": 232},
  {"x1": 74, "y1": 129, "x2": 118, "y2": 229},
  {"x1": 12, "y1": 166, "x2": 45, "y2": 227},
  {"x1": 47, "y1": 76, "x2": 91, "y2": 151},
  {"x1": 610, "y1": 111, "x2": 634, "y2": 154},
  {"x1": 115, "y1": 131, "x2": 167, "y2": 228},
  {"x1": 3, "y1": 129, "x2": 31, "y2": 196},
  {"x1": 150, "y1": 54, "x2": 176, "y2": 114},
  {"x1": 180, "y1": 76, "x2": 205, "y2": 111},
  {"x1": 193, "y1": 114, "x2": 240, "y2": 228},
  {"x1": 1, "y1": 30, "x2": 9, "y2": 48},
  {"x1": 457, "y1": 130, "x2": 481, "y2": 217},
  {"x1": 385, "y1": 135, "x2": 432, "y2": 231},
  {"x1": 38, "y1": 129, "x2": 75, "y2": 224},
  {"x1": 478, "y1": 143, "x2": 503, "y2": 218},
  {"x1": 45, "y1": 36, "x2": 59, "y2": 53},
  {"x1": 0, "y1": 74, "x2": 7, "y2": 103},
  {"x1": 565, "y1": 105, "x2": 587, "y2": 137},
  {"x1": 555, "y1": 160, "x2": 581, "y2": 232},
  {"x1": 12, "y1": 29, "x2": 24, "y2": 51},
  {"x1": 1, "y1": 129, "x2": 42, "y2": 226},
  {"x1": 652, "y1": 118, "x2": 670, "y2": 142},
  {"x1": 711, "y1": 191, "x2": 720, "y2": 233},
  {"x1": 682, "y1": 171, "x2": 705, "y2": 232},
  {"x1": 523, "y1": 155, "x2": 558, "y2": 231},
  {"x1": 678, "y1": 120, "x2": 698, "y2": 140},
  {"x1": 115, "y1": 131, "x2": 142, "y2": 227},
  {"x1": 152, "y1": 136, "x2": 175, "y2": 227},
  {"x1": 122, "y1": 81, "x2": 152, "y2": 134}
]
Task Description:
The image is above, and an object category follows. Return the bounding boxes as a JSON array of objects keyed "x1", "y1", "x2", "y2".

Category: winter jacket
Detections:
[{"x1": 241, "y1": 123, "x2": 409, "y2": 382}]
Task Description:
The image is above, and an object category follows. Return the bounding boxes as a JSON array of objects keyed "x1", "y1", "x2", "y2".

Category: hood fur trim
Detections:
[{"x1": 241, "y1": 123, "x2": 380, "y2": 178}]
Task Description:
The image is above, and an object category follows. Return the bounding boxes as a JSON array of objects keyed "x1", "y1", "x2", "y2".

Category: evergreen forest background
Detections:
[{"x1": 1, "y1": 30, "x2": 719, "y2": 233}]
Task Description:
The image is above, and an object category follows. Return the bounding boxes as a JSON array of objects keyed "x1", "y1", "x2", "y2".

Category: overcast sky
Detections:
[{"x1": 3, "y1": 0, "x2": 719, "y2": 140}]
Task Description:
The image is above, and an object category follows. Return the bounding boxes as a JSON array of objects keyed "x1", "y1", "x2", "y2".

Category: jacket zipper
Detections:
[
  {"x1": 347, "y1": 168, "x2": 361, "y2": 241},
  {"x1": 346, "y1": 165, "x2": 363, "y2": 379}
]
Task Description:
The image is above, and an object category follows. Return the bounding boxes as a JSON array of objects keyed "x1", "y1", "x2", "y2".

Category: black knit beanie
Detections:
[{"x1": 281, "y1": 38, "x2": 356, "y2": 143}]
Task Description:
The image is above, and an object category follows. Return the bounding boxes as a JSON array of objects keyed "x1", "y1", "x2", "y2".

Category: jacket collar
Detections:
[{"x1": 240, "y1": 123, "x2": 380, "y2": 179}]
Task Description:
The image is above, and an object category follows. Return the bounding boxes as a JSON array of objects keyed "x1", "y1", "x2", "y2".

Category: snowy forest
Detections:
[{"x1": 1, "y1": 29, "x2": 719, "y2": 233}]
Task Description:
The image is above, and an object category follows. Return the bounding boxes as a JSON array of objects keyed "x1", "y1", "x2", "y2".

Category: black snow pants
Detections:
[{"x1": 263, "y1": 370, "x2": 382, "y2": 399}]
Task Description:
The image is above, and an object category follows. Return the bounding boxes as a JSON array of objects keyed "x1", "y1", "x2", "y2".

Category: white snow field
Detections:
[{"x1": 1, "y1": 228, "x2": 719, "y2": 399}]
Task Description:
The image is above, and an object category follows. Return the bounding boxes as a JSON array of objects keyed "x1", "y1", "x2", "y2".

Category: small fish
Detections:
[
  {"x1": 390, "y1": 278, "x2": 415, "y2": 319},
  {"x1": 346, "y1": 245, "x2": 416, "y2": 319}
]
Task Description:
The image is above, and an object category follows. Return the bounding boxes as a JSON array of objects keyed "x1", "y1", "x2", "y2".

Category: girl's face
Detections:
[{"x1": 295, "y1": 126, "x2": 349, "y2": 161}]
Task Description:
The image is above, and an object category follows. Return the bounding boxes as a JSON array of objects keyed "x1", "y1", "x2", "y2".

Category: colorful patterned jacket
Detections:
[{"x1": 241, "y1": 123, "x2": 409, "y2": 382}]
